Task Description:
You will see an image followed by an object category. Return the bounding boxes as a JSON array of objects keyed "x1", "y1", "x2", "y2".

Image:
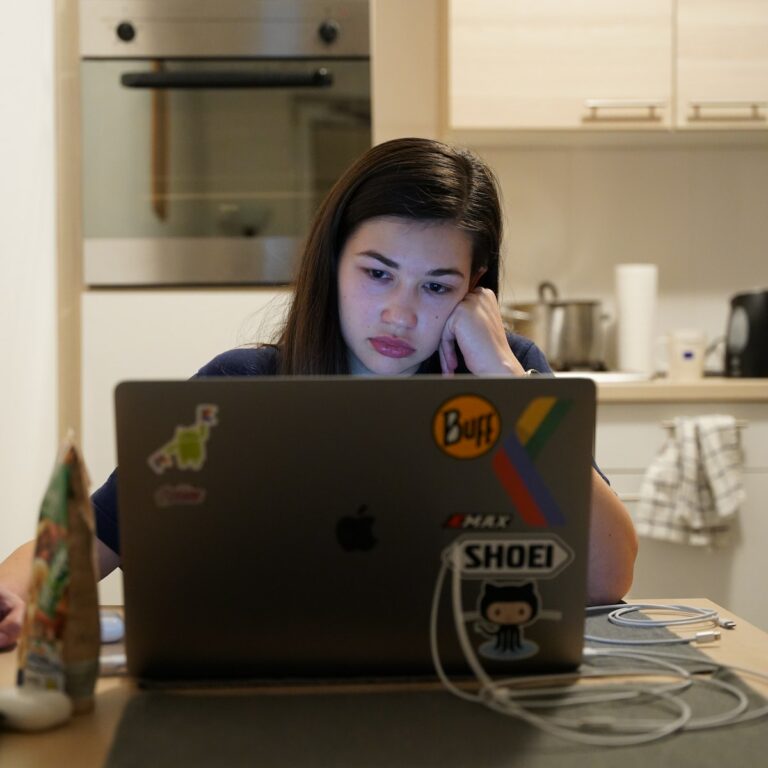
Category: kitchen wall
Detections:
[
  {"x1": 2, "y1": 1, "x2": 765, "y2": 586},
  {"x1": 373, "y1": 0, "x2": 767, "y2": 372},
  {"x1": 0, "y1": 5, "x2": 57, "y2": 560},
  {"x1": 481, "y1": 141, "x2": 768, "y2": 370}
]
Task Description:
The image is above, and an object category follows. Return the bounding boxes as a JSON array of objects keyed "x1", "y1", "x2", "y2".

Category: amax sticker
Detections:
[{"x1": 433, "y1": 395, "x2": 501, "y2": 459}]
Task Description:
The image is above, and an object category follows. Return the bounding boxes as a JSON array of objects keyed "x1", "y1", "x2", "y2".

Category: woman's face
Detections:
[{"x1": 337, "y1": 216, "x2": 474, "y2": 375}]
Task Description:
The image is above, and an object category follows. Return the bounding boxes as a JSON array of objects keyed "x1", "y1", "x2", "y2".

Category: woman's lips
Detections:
[{"x1": 369, "y1": 336, "x2": 416, "y2": 359}]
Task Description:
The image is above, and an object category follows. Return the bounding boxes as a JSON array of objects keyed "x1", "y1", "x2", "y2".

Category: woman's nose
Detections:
[{"x1": 381, "y1": 294, "x2": 417, "y2": 330}]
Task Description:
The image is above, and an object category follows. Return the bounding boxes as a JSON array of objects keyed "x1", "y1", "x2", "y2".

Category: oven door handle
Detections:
[{"x1": 120, "y1": 68, "x2": 334, "y2": 89}]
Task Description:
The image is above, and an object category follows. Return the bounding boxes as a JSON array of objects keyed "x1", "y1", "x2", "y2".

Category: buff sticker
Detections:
[
  {"x1": 154, "y1": 484, "x2": 207, "y2": 508},
  {"x1": 432, "y1": 395, "x2": 501, "y2": 459},
  {"x1": 148, "y1": 404, "x2": 218, "y2": 474},
  {"x1": 491, "y1": 397, "x2": 572, "y2": 527}
]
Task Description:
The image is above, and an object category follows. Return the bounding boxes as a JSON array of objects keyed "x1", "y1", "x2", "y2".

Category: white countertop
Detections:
[{"x1": 556, "y1": 374, "x2": 768, "y2": 403}]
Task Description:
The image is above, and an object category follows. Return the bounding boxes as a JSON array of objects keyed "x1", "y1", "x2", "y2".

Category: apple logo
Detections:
[{"x1": 335, "y1": 504, "x2": 377, "y2": 552}]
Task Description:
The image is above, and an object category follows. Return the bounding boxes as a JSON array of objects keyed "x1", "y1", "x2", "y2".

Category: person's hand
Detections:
[
  {"x1": 0, "y1": 585, "x2": 25, "y2": 651},
  {"x1": 439, "y1": 287, "x2": 526, "y2": 376}
]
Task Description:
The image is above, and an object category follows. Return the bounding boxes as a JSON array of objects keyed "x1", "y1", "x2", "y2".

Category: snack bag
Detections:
[{"x1": 16, "y1": 436, "x2": 101, "y2": 713}]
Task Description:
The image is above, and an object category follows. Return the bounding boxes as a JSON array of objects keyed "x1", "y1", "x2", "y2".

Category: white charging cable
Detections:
[
  {"x1": 431, "y1": 552, "x2": 697, "y2": 745},
  {"x1": 585, "y1": 603, "x2": 735, "y2": 647},
  {"x1": 585, "y1": 647, "x2": 768, "y2": 729},
  {"x1": 429, "y1": 542, "x2": 768, "y2": 746}
]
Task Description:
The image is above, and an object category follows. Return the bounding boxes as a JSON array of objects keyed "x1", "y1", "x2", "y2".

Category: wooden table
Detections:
[{"x1": 1, "y1": 599, "x2": 766, "y2": 767}]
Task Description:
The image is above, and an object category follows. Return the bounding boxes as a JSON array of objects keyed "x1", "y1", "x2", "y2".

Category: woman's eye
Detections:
[
  {"x1": 365, "y1": 268, "x2": 390, "y2": 281},
  {"x1": 426, "y1": 282, "x2": 451, "y2": 295}
]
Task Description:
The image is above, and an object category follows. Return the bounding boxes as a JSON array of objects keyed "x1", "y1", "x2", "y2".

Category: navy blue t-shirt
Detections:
[{"x1": 91, "y1": 335, "x2": 554, "y2": 555}]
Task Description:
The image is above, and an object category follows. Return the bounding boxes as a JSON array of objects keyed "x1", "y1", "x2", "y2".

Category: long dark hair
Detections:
[{"x1": 277, "y1": 137, "x2": 503, "y2": 374}]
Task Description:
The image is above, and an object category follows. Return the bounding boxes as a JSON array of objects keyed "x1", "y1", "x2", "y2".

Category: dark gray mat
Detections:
[
  {"x1": 103, "y1": 682, "x2": 767, "y2": 768},
  {"x1": 583, "y1": 607, "x2": 723, "y2": 669},
  {"x1": 103, "y1": 613, "x2": 767, "y2": 767}
]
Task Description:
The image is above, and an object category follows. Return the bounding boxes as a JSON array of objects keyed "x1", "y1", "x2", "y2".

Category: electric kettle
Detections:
[{"x1": 725, "y1": 289, "x2": 768, "y2": 377}]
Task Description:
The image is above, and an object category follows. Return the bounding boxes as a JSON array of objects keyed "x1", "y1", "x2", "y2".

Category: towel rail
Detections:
[{"x1": 660, "y1": 419, "x2": 747, "y2": 430}]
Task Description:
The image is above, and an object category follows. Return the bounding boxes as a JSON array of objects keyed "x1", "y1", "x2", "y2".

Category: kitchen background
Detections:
[{"x1": 2, "y1": 2, "x2": 767, "y2": 623}]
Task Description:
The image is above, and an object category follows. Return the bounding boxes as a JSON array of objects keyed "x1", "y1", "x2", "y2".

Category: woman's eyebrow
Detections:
[
  {"x1": 357, "y1": 250, "x2": 465, "y2": 278},
  {"x1": 357, "y1": 250, "x2": 400, "y2": 270}
]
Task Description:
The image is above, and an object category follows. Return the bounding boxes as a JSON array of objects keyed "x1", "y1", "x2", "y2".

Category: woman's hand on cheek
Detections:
[{"x1": 439, "y1": 288, "x2": 526, "y2": 376}]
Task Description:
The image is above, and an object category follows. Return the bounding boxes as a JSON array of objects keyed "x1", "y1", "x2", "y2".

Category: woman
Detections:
[{"x1": 0, "y1": 138, "x2": 637, "y2": 650}]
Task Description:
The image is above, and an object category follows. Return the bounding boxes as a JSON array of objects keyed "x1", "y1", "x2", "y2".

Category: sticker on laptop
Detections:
[
  {"x1": 455, "y1": 536, "x2": 574, "y2": 579},
  {"x1": 154, "y1": 484, "x2": 207, "y2": 508},
  {"x1": 147, "y1": 404, "x2": 219, "y2": 474},
  {"x1": 474, "y1": 581, "x2": 545, "y2": 661},
  {"x1": 492, "y1": 397, "x2": 573, "y2": 527},
  {"x1": 443, "y1": 513, "x2": 511, "y2": 531},
  {"x1": 432, "y1": 395, "x2": 501, "y2": 459}
]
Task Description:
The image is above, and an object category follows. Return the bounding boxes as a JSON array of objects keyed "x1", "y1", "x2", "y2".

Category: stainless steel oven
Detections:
[{"x1": 79, "y1": 0, "x2": 371, "y2": 286}]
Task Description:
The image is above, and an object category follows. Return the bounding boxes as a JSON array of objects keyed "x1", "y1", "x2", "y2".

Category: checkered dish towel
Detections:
[{"x1": 635, "y1": 415, "x2": 745, "y2": 546}]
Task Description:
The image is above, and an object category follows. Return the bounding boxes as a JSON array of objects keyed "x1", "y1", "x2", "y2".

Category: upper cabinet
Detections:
[
  {"x1": 677, "y1": 0, "x2": 768, "y2": 129},
  {"x1": 449, "y1": 0, "x2": 673, "y2": 130},
  {"x1": 449, "y1": 0, "x2": 768, "y2": 132}
]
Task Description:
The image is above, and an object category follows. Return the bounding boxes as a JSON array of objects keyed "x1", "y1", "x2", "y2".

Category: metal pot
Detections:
[{"x1": 502, "y1": 282, "x2": 609, "y2": 370}]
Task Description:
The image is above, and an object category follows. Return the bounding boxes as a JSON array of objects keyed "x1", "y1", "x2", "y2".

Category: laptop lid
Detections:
[{"x1": 114, "y1": 376, "x2": 595, "y2": 683}]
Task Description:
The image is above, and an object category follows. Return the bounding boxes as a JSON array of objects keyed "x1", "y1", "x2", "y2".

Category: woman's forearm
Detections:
[
  {"x1": 586, "y1": 470, "x2": 638, "y2": 605},
  {"x1": 0, "y1": 540, "x2": 35, "y2": 600}
]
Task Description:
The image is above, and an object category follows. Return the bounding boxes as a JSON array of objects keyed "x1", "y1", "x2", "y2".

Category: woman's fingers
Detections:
[
  {"x1": 0, "y1": 587, "x2": 24, "y2": 651},
  {"x1": 439, "y1": 318, "x2": 458, "y2": 375},
  {"x1": 448, "y1": 288, "x2": 523, "y2": 375}
]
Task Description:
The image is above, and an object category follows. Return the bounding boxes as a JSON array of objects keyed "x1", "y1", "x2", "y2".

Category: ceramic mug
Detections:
[{"x1": 667, "y1": 329, "x2": 706, "y2": 381}]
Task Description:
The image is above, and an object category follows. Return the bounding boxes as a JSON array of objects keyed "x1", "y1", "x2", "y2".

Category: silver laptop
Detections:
[{"x1": 114, "y1": 376, "x2": 596, "y2": 684}]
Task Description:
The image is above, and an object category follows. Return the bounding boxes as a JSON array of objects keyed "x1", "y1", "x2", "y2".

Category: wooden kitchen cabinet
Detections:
[
  {"x1": 449, "y1": 0, "x2": 674, "y2": 130},
  {"x1": 448, "y1": 0, "x2": 768, "y2": 132},
  {"x1": 595, "y1": 400, "x2": 768, "y2": 631},
  {"x1": 677, "y1": 0, "x2": 768, "y2": 130}
]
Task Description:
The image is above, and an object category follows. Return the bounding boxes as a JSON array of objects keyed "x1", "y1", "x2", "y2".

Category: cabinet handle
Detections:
[
  {"x1": 583, "y1": 99, "x2": 666, "y2": 122},
  {"x1": 689, "y1": 101, "x2": 767, "y2": 122}
]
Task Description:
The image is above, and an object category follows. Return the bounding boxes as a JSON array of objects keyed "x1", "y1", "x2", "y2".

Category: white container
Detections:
[
  {"x1": 667, "y1": 329, "x2": 706, "y2": 380},
  {"x1": 614, "y1": 264, "x2": 658, "y2": 375}
]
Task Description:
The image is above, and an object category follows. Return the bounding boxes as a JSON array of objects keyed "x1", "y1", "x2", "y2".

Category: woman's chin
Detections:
[{"x1": 353, "y1": 354, "x2": 423, "y2": 377}]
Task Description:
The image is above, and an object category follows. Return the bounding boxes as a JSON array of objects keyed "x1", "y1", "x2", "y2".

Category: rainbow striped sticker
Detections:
[{"x1": 491, "y1": 397, "x2": 572, "y2": 527}]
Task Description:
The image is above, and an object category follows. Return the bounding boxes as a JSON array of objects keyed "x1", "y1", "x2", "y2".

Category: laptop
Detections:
[{"x1": 114, "y1": 375, "x2": 596, "y2": 684}]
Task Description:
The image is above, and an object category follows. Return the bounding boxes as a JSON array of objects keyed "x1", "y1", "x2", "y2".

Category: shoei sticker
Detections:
[
  {"x1": 474, "y1": 581, "x2": 542, "y2": 661},
  {"x1": 433, "y1": 395, "x2": 501, "y2": 459},
  {"x1": 455, "y1": 535, "x2": 573, "y2": 579},
  {"x1": 492, "y1": 397, "x2": 572, "y2": 527},
  {"x1": 148, "y1": 404, "x2": 218, "y2": 474}
]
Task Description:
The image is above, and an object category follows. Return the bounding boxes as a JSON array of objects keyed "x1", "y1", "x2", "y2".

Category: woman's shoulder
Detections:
[
  {"x1": 505, "y1": 332, "x2": 552, "y2": 374},
  {"x1": 194, "y1": 345, "x2": 280, "y2": 377}
]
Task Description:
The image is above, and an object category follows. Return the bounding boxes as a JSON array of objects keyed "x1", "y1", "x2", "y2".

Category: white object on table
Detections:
[
  {"x1": 100, "y1": 611, "x2": 125, "y2": 644},
  {"x1": 615, "y1": 263, "x2": 658, "y2": 375},
  {"x1": 0, "y1": 687, "x2": 73, "y2": 731},
  {"x1": 667, "y1": 329, "x2": 706, "y2": 381}
]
